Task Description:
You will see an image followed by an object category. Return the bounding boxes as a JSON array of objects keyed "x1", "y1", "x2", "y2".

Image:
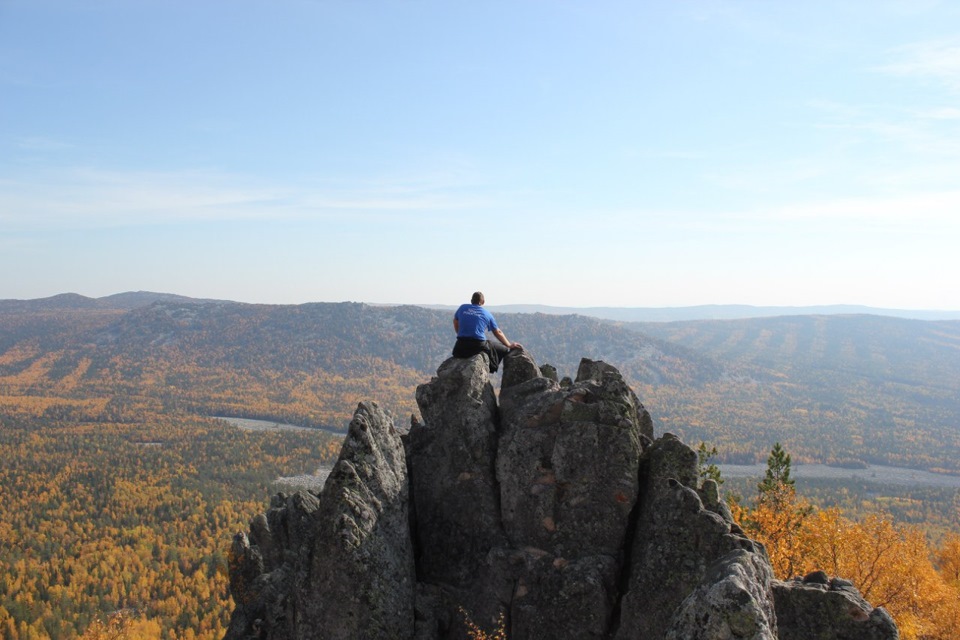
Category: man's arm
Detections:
[
  {"x1": 492, "y1": 328, "x2": 522, "y2": 350},
  {"x1": 453, "y1": 318, "x2": 459, "y2": 334}
]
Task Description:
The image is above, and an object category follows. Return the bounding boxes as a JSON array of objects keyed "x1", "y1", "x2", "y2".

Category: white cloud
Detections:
[
  {"x1": 0, "y1": 166, "x2": 495, "y2": 231},
  {"x1": 918, "y1": 106, "x2": 960, "y2": 120},
  {"x1": 569, "y1": 189, "x2": 960, "y2": 241},
  {"x1": 805, "y1": 98, "x2": 960, "y2": 162},
  {"x1": 756, "y1": 189, "x2": 960, "y2": 229},
  {"x1": 877, "y1": 39, "x2": 960, "y2": 91},
  {"x1": 15, "y1": 136, "x2": 75, "y2": 152},
  {"x1": 837, "y1": 118, "x2": 960, "y2": 156}
]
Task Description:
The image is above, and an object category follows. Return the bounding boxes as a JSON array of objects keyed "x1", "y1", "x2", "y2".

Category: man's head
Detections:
[{"x1": 471, "y1": 291, "x2": 484, "y2": 305}]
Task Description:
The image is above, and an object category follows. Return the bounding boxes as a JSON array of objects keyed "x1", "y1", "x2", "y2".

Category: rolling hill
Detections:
[
  {"x1": 2, "y1": 293, "x2": 960, "y2": 473},
  {"x1": 630, "y1": 314, "x2": 960, "y2": 470}
]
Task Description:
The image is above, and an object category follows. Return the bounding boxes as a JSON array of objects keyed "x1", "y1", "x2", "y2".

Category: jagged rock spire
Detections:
[{"x1": 225, "y1": 352, "x2": 899, "y2": 640}]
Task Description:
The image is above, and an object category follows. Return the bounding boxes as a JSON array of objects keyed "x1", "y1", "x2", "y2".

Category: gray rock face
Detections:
[
  {"x1": 408, "y1": 355, "x2": 505, "y2": 587},
  {"x1": 225, "y1": 352, "x2": 898, "y2": 640},
  {"x1": 296, "y1": 402, "x2": 415, "y2": 640},
  {"x1": 497, "y1": 354, "x2": 645, "y2": 557},
  {"x1": 665, "y1": 549, "x2": 778, "y2": 640},
  {"x1": 773, "y1": 574, "x2": 900, "y2": 640},
  {"x1": 226, "y1": 491, "x2": 321, "y2": 639},
  {"x1": 225, "y1": 401, "x2": 413, "y2": 640},
  {"x1": 614, "y1": 435, "x2": 771, "y2": 640},
  {"x1": 491, "y1": 352, "x2": 648, "y2": 638},
  {"x1": 406, "y1": 354, "x2": 510, "y2": 639}
]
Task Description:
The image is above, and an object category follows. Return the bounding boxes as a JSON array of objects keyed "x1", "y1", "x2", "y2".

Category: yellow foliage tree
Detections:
[
  {"x1": 730, "y1": 443, "x2": 960, "y2": 640},
  {"x1": 935, "y1": 532, "x2": 960, "y2": 587},
  {"x1": 79, "y1": 611, "x2": 134, "y2": 640},
  {"x1": 730, "y1": 443, "x2": 812, "y2": 578},
  {"x1": 801, "y1": 509, "x2": 960, "y2": 640},
  {"x1": 731, "y1": 482, "x2": 812, "y2": 578}
]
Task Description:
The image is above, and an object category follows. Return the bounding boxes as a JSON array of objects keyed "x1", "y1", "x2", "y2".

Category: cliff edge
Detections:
[{"x1": 225, "y1": 350, "x2": 898, "y2": 640}]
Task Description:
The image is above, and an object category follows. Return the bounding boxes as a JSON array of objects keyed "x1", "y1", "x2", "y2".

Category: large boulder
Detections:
[
  {"x1": 666, "y1": 549, "x2": 778, "y2": 640},
  {"x1": 406, "y1": 354, "x2": 510, "y2": 640},
  {"x1": 614, "y1": 435, "x2": 773, "y2": 640},
  {"x1": 773, "y1": 573, "x2": 899, "y2": 640},
  {"x1": 497, "y1": 355, "x2": 648, "y2": 556},
  {"x1": 225, "y1": 490, "x2": 321, "y2": 639}
]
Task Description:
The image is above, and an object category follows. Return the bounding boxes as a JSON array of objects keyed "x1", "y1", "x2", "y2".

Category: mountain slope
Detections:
[
  {"x1": 0, "y1": 301, "x2": 703, "y2": 432},
  {"x1": 2, "y1": 300, "x2": 960, "y2": 472},
  {"x1": 632, "y1": 314, "x2": 960, "y2": 384},
  {"x1": 629, "y1": 315, "x2": 960, "y2": 470}
]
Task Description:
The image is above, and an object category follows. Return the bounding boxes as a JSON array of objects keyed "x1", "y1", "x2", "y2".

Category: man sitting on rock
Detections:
[{"x1": 452, "y1": 291, "x2": 522, "y2": 373}]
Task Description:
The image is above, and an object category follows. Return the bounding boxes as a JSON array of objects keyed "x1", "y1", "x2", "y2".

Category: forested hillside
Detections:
[
  {"x1": 3, "y1": 296, "x2": 960, "y2": 472},
  {"x1": 0, "y1": 298, "x2": 707, "y2": 432},
  {"x1": 630, "y1": 315, "x2": 960, "y2": 471},
  {"x1": 0, "y1": 412, "x2": 342, "y2": 639}
]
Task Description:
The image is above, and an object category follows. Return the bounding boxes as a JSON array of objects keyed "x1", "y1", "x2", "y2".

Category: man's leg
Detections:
[{"x1": 485, "y1": 341, "x2": 510, "y2": 373}]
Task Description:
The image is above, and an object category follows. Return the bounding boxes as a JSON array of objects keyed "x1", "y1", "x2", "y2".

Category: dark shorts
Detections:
[{"x1": 453, "y1": 337, "x2": 509, "y2": 373}]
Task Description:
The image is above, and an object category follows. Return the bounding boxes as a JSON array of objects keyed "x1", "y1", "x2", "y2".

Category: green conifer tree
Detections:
[
  {"x1": 758, "y1": 441, "x2": 794, "y2": 495},
  {"x1": 696, "y1": 441, "x2": 724, "y2": 486}
]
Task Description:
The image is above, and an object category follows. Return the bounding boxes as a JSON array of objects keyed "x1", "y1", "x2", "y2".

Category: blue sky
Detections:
[{"x1": 2, "y1": 1, "x2": 960, "y2": 309}]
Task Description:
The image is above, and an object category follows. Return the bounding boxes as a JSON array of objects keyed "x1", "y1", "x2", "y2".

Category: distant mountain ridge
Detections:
[
  {"x1": 479, "y1": 303, "x2": 960, "y2": 322},
  {"x1": 4, "y1": 291, "x2": 958, "y2": 321},
  {"x1": 0, "y1": 291, "x2": 223, "y2": 312}
]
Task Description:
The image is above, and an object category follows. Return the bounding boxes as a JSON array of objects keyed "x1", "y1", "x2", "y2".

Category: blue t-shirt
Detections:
[{"x1": 455, "y1": 304, "x2": 499, "y2": 341}]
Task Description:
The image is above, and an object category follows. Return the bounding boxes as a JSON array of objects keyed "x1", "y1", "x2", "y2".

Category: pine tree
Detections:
[
  {"x1": 732, "y1": 442, "x2": 811, "y2": 577},
  {"x1": 758, "y1": 441, "x2": 794, "y2": 496},
  {"x1": 696, "y1": 442, "x2": 724, "y2": 486}
]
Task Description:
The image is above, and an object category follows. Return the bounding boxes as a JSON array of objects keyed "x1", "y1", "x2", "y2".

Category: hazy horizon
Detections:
[{"x1": 6, "y1": 289, "x2": 960, "y2": 322}]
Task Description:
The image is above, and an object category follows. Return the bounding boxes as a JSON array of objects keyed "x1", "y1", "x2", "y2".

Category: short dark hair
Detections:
[{"x1": 471, "y1": 291, "x2": 484, "y2": 305}]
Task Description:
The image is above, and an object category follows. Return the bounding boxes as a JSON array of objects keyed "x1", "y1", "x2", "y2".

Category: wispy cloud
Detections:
[
  {"x1": 15, "y1": 136, "x2": 75, "y2": 152},
  {"x1": 877, "y1": 39, "x2": 960, "y2": 91},
  {"x1": 571, "y1": 188, "x2": 960, "y2": 239},
  {"x1": 703, "y1": 161, "x2": 828, "y2": 195},
  {"x1": 917, "y1": 106, "x2": 960, "y2": 120},
  {"x1": 0, "y1": 166, "x2": 497, "y2": 231},
  {"x1": 805, "y1": 98, "x2": 960, "y2": 162},
  {"x1": 755, "y1": 189, "x2": 960, "y2": 229}
]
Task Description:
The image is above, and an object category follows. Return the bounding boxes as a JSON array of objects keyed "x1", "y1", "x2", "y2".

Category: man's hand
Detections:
[{"x1": 493, "y1": 328, "x2": 517, "y2": 349}]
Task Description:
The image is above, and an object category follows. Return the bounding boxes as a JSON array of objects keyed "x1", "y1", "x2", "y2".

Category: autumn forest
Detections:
[{"x1": 2, "y1": 292, "x2": 960, "y2": 638}]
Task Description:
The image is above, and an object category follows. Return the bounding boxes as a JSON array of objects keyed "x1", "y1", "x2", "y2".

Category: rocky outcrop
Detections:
[
  {"x1": 664, "y1": 549, "x2": 777, "y2": 639},
  {"x1": 614, "y1": 434, "x2": 775, "y2": 640},
  {"x1": 226, "y1": 351, "x2": 898, "y2": 640},
  {"x1": 773, "y1": 572, "x2": 899, "y2": 640},
  {"x1": 226, "y1": 402, "x2": 414, "y2": 640},
  {"x1": 408, "y1": 355, "x2": 505, "y2": 588}
]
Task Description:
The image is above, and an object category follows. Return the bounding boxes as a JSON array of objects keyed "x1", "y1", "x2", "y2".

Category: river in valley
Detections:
[{"x1": 720, "y1": 463, "x2": 960, "y2": 489}]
